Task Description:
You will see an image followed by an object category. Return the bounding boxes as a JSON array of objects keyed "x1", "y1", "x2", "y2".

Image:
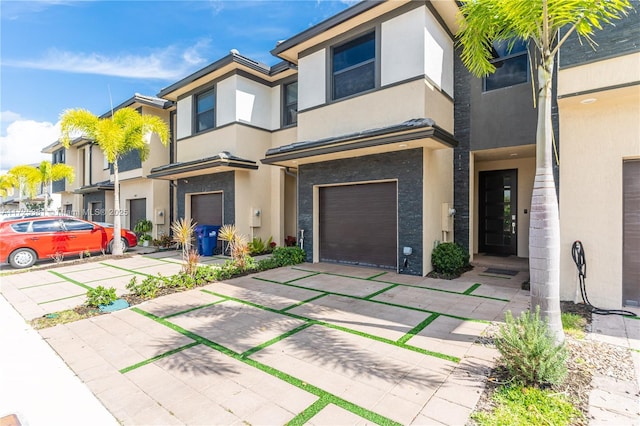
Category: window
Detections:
[
  {"x1": 332, "y1": 32, "x2": 376, "y2": 100},
  {"x1": 10, "y1": 222, "x2": 30, "y2": 233},
  {"x1": 31, "y1": 220, "x2": 63, "y2": 233},
  {"x1": 196, "y1": 89, "x2": 215, "y2": 132},
  {"x1": 484, "y1": 39, "x2": 529, "y2": 91},
  {"x1": 53, "y1": 149, "x2": 65, "y2": 164},
  {"x1": 103, "y1": 154, "x2": 109, "y2": 170},
  {"x1": 63, "y1": 219, "x2": 94, "y2": 231},
  {"x1": 283, "y1": 81, "x2": 298, "y2": 126}
]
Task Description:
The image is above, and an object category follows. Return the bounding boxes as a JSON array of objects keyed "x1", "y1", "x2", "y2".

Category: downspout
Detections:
[
  {"x1": 284, "y1": 166, "x2": 301, "y2": 250},
  {"x1": 89, "y1": 145, "x2": 93, "y2": 185}
]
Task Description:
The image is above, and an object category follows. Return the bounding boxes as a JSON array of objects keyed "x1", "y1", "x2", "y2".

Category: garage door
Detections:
[
  {"x1": 319, "y1": 182, "x2": 397, "y2": 269},
  {"x1": 129, "y1": 198, "x2": 146, "y2": 230},
  {"x1": 623, "y1": 160, "x2": 640, "y2": 307},
  {"x1": 191, "y1": 193, "x2": 223, "y2": 226}
]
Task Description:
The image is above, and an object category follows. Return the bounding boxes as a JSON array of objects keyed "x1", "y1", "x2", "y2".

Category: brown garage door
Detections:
[
  {"x1": 191, "y1": 193, "x2": 223, "y2": 226},
  {"x1": 319, "y1": 182, "x2": 397, "y2": 269},
  {"x1": 623, "y1": 160, "x2": 640, "y2": 307}
]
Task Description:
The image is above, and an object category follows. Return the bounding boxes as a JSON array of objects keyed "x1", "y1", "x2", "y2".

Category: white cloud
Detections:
[
  {"x1": 0, "y1": 111, "x2": 22, "y2": 124},
  {"x1": 0, "y1": 117, "x2": 60, "y2": 174},
  {"x1": 3, "y1": 40, "x2": 212, "y2": 81}
]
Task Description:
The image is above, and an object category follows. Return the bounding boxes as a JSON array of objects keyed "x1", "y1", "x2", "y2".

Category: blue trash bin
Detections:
[
  {"x1": 200, "y1": 225, "x2": 220, "y2": 256},
  {"x1": 194, "y1": 225, "x2": 206, "y2": 255}
]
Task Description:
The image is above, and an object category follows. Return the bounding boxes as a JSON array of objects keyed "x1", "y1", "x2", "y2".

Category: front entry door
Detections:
[{"x1": 479, "y1": 169, "x2": 518, "y2": 255}]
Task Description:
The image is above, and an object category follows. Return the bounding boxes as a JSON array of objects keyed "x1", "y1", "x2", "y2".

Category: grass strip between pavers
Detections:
[
  {"x1": 19, "y1": 280, "x2": 67, "y2": 289},
  {"x1": 84, "y1": 272, "x2": 138, "y2": 284},
  {"x1": 119, "y1": 341, "x2": 201, "y2": 374},
  {"x1": 200, "y1": 289, "x2": 459, "y2": 363},
  {"x1": 142, "y1": 255, "x2": 183, "y2": 265},
  {"x1": 131, "y1": 307, "x2": 401, "y2": 426},
  {"x1": 286, "y1": 397, "x2": 331, "y2": 426},
  {"x1": 100, "y1": 262, "x2": 155, "y2": 277},
  {"x1": 37, "y1": 293, "x2": 86, "y2": 305},
  {"x1": 366, "y1": 272, "x2": 388, "y2": 280},
  {"x1": 240, "y1": 323, "x2": 315, "y2": 359},
  {"x1": 463, "y1": 283, "x2": 482, "y2": 295},
  {"x1": 280, "y1": 293, "x2": 328, "y2": 312},
  {"x1": 396, "y1": 314, "x2": 440, "y2": 345},
  {"x1": 291, "y1": 267, "x2": 509, "y2": 302},
  {"x1": 284, "y1": 272, "x2": 321, "y2": 284},
  {"x1": 252, "y1": 276, "x2": 487, "y2": 324},
  {"x1": 363, "y1": 284, "x2": 399, "y2": 300},
  {"x1": 48, "y1": 270, "x2": 93, "y2": 290},
  {"x1": 162, "y1": 299, "x2": 228, "y2": 319}
]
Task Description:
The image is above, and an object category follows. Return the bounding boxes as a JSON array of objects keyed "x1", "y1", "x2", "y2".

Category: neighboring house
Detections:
[
  {"x1": 453, "y1": 2, "x2": 639, "y2": 309},
  {"x1": 42, "y1": 94, "x2": 173, "y2": 237},
  {"x1": 150, "y1": 51, "x2": 300, "y2": 251}
]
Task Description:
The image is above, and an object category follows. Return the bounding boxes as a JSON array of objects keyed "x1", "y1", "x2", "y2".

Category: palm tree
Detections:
[
  {"x1": 8, "y1": 165, "x2": 40, "y2": 210},
  {"x1": 60, "y1": 107, "x2": 170, "y2": 255},
  {"x1": 457, "y1": 0, "x2": 632, "y2": 343},
  {"x1": 0, "y1": 174, "x2": 17, "y2": 198},
  {"x1": 37, "y1": 160, "x2": 76, "y2": 215}
]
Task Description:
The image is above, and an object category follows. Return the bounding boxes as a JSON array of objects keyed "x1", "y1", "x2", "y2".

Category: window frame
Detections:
[
  {"x1": 329, "y1": 29, "x2": 379, "y2": 102},
  {"x1": 194, "y1": 87, "x2": 216, "y2": 134},
  {"x1": 483, "y1": 39, "x2": 530, "y2": 92},
  {"x1": 281, "y1": 80, "x2": 298, "y2": 128}
]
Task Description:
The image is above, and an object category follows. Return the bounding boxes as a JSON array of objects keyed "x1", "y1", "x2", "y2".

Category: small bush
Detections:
[
  {"x1": 271, "y1": 246, "x2": 306, "y2": 266},
  {"x1": 431, "y1": 242, "x2": 469, "y2": 275},
  {"x1": 495, "y1": 306, "x2": 568, "y2": 386},
  {"x1": 248, "y1": 236, "x2": 274, "y2": 255},
  {"x1": 126, "y1": 276, "x2": 165, "y2": 299},
  {"x1": 86, "y1": 286, "x2": 117, "y2": 307},
  {"x1": 257, "y1": 257, "x2": 280, "y2": 271}
]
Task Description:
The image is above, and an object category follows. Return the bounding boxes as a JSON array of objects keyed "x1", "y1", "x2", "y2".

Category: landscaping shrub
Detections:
[
  {"x1": 431, "y1": 242, "x2": 469, "y2": 275},
  {"x1": 248, "y1": 236, "x2": 275, "y2": 255},
  {"x1": 495, "y1": 306, "x2": 568, "y2": 386},
  {"x1": 126, "y1": 276, "x2": 163, "y2": 299},
  {"x1": 257, "y1": 257, "x2": 280, "y2": 271},
  {"x1": 271, "y1": 246, "x2": 306, "y2": 266},
  {"x1": 86, "y1": 286, "x2": 117, "y2": 307}
]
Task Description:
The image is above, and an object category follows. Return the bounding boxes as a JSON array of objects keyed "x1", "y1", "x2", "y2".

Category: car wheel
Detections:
[
  {"x1": 108, "y1": 237, "x2": 129, "y2": 254},
  {"x1": 9, "y1": 248, "x2": 37, "y2": 269}
]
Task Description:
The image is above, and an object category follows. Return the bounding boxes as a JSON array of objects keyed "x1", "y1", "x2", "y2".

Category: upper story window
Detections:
[
  {"x1": 196, "y1": 88, "x2": 215, "y2": 132},
  {"x1": 332, "y1": 31, "x2": 376, "y2": 100},
  {"x1": 283, "y1": 81, "x2": 298, "y2": 126},
  {"x1": 52, "y1": 149, "x2": 65, "y2": 164},
  {"x1": 484, "y1": 39, "x2": 529, "y2": 92},
  {"x1": 103, "y1": 154, "x2": 109, "y2": 170}
]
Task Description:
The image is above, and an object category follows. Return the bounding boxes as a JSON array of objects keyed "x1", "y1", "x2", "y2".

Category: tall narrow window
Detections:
[
  {"x1": 484, "y1": 39, "x2": 529, "y2": 91},
  {"x1": 283, "y1": 81, "x2": 298, "y2": 126},
  {"x1": 332, "y1": 32, "x2": 375, "y2": 100},
  {"x1": 196, "y1": 89, "x2": 215, "y2": 132}
]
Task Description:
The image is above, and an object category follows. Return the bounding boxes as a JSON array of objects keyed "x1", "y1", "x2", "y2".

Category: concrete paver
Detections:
[{"x1": 1, "y1": 255, "x2": 638, "y2": 425}]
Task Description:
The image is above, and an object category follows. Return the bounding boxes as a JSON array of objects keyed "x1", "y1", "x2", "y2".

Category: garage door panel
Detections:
[
  {"x1": 319, "y1": 182, "x2": 397, "y2": 269},
  {"x1": 623, "y1": 160, "x2": 640, "y2": 307},
  {"x1": 191, "y1": 193, "x2": 223, "y2": 226}
]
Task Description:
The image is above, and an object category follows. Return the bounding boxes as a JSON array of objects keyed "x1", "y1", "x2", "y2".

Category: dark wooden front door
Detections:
[
  {"x1": 623, "y1": 160, "x2": 640, "y2": 307},
  {"x1": 479, "y1": 169, "x2": 518, "y2": 255},
  {"x1": 319, "y1": 182, "x2": 397, "y2": 269}
]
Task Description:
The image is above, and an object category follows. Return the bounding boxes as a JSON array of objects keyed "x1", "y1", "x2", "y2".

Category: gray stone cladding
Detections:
[
  {"x1": 298, "y1": 148, "x2": 424, "y2": 275},
  {"x1": 176, "y1": 171, "x2": 235, "y2": 225}
]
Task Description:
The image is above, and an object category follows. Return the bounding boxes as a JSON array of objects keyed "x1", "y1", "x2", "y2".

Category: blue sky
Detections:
[{"x1": 0, "y1": 0, "x2": 353, "y2": 173}]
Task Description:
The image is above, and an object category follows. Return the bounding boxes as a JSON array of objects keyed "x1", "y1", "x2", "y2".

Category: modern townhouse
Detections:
[
  {"x1": 41, "y1": 0, "x2": 638, "y2": 311},
  {"x1": 43, "y1": 93, "x2": 173, "y2": 238}
]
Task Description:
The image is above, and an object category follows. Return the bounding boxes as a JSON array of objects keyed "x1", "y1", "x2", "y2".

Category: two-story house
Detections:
[
  {"x1": 43, "y1": 93, "x2": 173, "y2": 238},
  {"x1": 151, "y1": 0, "x2": 460, "y2": 274}
]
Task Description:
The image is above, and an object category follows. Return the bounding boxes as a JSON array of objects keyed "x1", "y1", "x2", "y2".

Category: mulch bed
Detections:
[{"x1": 470, "y1": 301, "x2": 635, "y2": 425}]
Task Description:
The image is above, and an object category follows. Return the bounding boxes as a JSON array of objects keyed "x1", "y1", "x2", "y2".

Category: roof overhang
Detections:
[
  {"x1": 100, "y1": 93, "x2": 174, "y2": 119},
  {"x1": 74, "y1": 182, "x2": 114, "y2": 194},
  {"x1": 148, "y1": 152, "x2": 259, "y2": 180},
  {"x1": 261, "y1": 118, "x2": 457, "y2": 168},
  {"x1": 41, "y1": 136, "x2": 90, "y2": 154},
  {"x1": 158, "y1": 53, "x2": 296, "y2": 101}
]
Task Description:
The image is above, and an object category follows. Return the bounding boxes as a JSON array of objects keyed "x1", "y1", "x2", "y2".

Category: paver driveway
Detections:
[{"x1": 1, "y1": 253, "x2": 530, "y2": 425}]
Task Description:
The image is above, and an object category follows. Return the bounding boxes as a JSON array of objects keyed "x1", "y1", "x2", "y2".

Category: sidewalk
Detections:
[{"x1": 0, "y1": 295, "x2": 118, "y2": 426}]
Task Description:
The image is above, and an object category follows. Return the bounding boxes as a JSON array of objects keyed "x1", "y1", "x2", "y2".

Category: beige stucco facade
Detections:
[{"x1": 558, "y1": 54, "x2": 640, "y2": 307}]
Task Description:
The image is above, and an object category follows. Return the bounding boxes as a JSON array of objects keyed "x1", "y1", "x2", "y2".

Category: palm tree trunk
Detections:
[
  {"x1": 112, "y1": 161, "x2": 123, "y2": 255},
  {"x1": 530, "y1": 58, "x2": 565, "y2": 344},
  {"x1": 43, "y1": 180, "x2": 50, "y2": 216}
]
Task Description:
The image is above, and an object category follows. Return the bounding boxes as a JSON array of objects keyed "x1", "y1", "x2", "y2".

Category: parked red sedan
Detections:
[{"x1": 0, "y1": 216, "x2": 137, "y2": 269}]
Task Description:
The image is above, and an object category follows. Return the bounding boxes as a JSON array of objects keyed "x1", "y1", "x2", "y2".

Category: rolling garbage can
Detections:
[
  {"x1": 195, "y1": 225, "x2": 206, "y2": 256},
  {"x1": 200, "y1": 225, "x2": 221, "y2": 256}
]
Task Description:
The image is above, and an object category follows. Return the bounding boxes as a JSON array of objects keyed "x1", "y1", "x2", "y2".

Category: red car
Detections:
[{"x1": 0, "y1": 216, "x2": 137, "y2": 269}]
